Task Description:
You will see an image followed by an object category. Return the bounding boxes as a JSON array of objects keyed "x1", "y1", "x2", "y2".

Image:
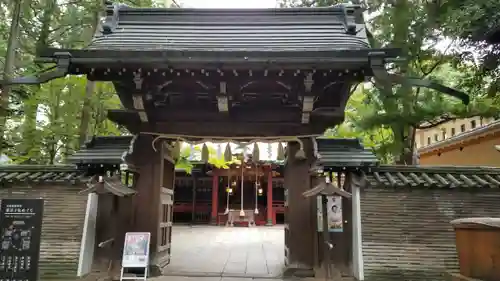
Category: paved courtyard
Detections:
[
  {"x1": 151, "y1": 277, "x2": 296, "y2": 281},
  {"x1": 162, "y1": 225, "x2": 285, "y2": 278}
]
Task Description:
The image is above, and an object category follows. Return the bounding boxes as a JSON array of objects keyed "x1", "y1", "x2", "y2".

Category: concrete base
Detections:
[{"x1": 282, "y1": 267, "x2": 315, "y2": 278}]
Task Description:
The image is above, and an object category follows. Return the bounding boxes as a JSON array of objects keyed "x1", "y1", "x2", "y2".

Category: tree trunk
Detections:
[
  {"x1": 78, "y1": 81, "x2": 95, "y2": 147},
  {"x1": 394, "y1": 125, "x2": 416, "y2": 165},
  {"x1": 388, "y1": 0, "x2": 415, "y2": 165},
  {"x1": 77, "y1": 1, "x2": 103, "y2": 148},
  {"x1": 0, "y1": 0, "x2": 22, "y2": 151},
  {"x1": 48, "y1": 82, "x2": 61, "y2": 164},
  {"x1": 19, "y1": 0, "x2": 57, "y2": 160}
]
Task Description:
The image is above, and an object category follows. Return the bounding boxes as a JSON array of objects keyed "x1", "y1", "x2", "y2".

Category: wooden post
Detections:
[
  {"x1": 191, "y1": 174, "x2": 197, "y2": 224},
  {"x1": 211, "y1": 170, "x2": 219, "y2": 225},
  {"x1": 351, "y1": 172, "x2": 365, "y2": 280},
  {"x1": 127, "y1": 135, "x2": 165, "y2": 275},
  {"x1": 266, "y1": 169, "x2": 274, "y2": 225},
  {"x1": 283, "y1": 139, "x2": 315, "y2": 277}
]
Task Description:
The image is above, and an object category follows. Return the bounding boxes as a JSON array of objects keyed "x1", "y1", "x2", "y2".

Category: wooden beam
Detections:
[
  {"x1": 301, "y1": 73, "x2": 315, "y2": 124},
  {"x1": 129, "y1": 121, "x2": 332, "y2": 139},
  {"x1": 217, "y1": 81, "x2": 229, "y2": 113},
  {"x1": 149, "y1": 108, "x2": 301, "y2": 123},
  {"x1": 132, "y1": 73, "x2": 149, "y2": 122}
]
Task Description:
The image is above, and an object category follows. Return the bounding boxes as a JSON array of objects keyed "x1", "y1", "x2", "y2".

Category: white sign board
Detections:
[{"x1": 122, "y1": 232, "x2": 151, "y2": 268}]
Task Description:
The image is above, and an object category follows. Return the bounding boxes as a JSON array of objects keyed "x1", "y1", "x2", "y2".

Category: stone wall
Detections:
[{"x1": 361, "y1": 188, "x2": 500, "y2": 281}]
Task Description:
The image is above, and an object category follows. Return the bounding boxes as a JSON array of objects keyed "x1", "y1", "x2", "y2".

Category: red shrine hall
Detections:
[
  {"x1": 68, "y1": 135, "x2": 286, "y2": 226},
  {"x1": 174, "y1": 162, "x2": 285, "y2": 226}
]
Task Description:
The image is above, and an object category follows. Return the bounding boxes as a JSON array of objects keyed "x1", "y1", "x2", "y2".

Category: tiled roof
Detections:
[
  {"x1": 67, "y1": 136, "x2": 132, "y2": 166},
  {"x1": 90, "y1": 3, "x2": 369, "y2": 52},
  {"x1": 316, "y1": 138, "x2": 379, "y2": 168},
  {"x1": 364, "y1": 165, "x2": 500, "y2": 189},
  {"x1": 0, "y1": 165, "x2": 88, "y2": 184}
]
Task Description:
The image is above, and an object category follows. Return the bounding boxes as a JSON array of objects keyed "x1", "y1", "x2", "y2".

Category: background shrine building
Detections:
[
  {"x1": 69, "y1": 136, "x2": 287, "y2": 226},
  {"x1": 416, "y1": 117, "x2": 500, "y2": 166}
]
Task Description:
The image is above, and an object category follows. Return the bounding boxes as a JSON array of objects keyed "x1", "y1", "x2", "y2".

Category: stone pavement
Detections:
[
  {"x1": 151, "y1": 277, "x2": 297, "y2": 281},
  {"x1": 163, "y1": 225, "x2": 285, "y2": 278}
]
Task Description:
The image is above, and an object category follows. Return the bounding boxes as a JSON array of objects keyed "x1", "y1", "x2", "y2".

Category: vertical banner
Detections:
[
  {"x1": 0, "y1": 199, "x2": 44, "y2": 281},
  {"x1": 317, "y1": 196, "x2": 343, "y2": 232},
  {"x1": 122, "y1": 232, "x2": 151, "y2": 268}
]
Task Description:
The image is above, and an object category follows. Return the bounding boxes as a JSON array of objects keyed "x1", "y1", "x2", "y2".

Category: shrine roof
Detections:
[
  {"x1": 67, "y1": 135, "x2": 132, "y2": 166},
  {"x1": 90, "y1": 4, "x2": 369, "y2": 53},
  {"x1": 364, "y1": 165, "x2": 500, "y2": 189},
  {"x1": 36, "y1": 3, "x2": 399, "y2": 69},
  {"x1": 316, "y1": 138, "x2": 379, "y2": 168},
  {"x1": 0, "y1": 165, "x2": 88, "y2": 184}
]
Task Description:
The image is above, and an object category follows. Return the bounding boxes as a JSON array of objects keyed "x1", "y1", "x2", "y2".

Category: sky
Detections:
[{"x1": 180, "y1": 0, "x2": 279, "y2": 8}]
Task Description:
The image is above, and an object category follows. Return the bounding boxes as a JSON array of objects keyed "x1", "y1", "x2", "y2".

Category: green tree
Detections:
[
  {"x1": 174, "y1": 144, "x2": 238, "y2": 174},
  {"x1": 432, "y1": 0, "x2": 500, "y2": 99},
  {"x1": 2, "y1": 0, "x2": 125, "y2": 164},
  {"x1": 281, "y1": 0, "x2": 499, "y2": 164},
  {"x1": 0, "y1": 0, "x2": 22, "y2": 151},
  {"x1": 324, "y1": 87, "x2": 394, "y2": 163}
]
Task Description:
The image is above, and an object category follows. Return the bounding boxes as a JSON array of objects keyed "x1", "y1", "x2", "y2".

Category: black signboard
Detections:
[{"x1": 0, "y1": 199, "x2": 44, "y2": 281}]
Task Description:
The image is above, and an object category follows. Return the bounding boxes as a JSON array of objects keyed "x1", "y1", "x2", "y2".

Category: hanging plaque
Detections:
[
  {"x1": 317, "y1": 196, "x2": 343, "y2": 232},
  {"x1": 0, "y1": 199, "x2": 44, "y2": 281}
]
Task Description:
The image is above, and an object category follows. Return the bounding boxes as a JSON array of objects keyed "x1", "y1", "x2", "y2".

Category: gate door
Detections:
[{"x1": 158, "y1": 187, "x2": 174, "y2": 265}]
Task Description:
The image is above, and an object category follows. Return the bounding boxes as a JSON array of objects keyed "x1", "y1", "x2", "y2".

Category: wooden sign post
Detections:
[{"x1": 120, "y1": 232, "x2": 151, "y2": 281}]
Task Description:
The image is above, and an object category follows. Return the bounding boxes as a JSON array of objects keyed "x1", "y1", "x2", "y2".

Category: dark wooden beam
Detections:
[
  {"x1": 37, "y1": 48, "x2": 401, "y2": 72},
  {"x1": 149, "y1": 108, "x2": 301, "y2": 123},
  {"x1": 132, "y1": 121, "x2": 333, "y2": 139},
  {"x1": 87, "y1": 69, "x2": 364, "y2": 88},
  {"x1": 106, "y1": 108, "x2": 344, "y2": 139}
]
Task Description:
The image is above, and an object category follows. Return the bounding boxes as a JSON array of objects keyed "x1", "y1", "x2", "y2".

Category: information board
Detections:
[
  {"x1": 122, "y1": 232, "x2": 151, "y2": 268},
  {"x1": 0, "y1": 199, "x2": 44, "y2": 281}
]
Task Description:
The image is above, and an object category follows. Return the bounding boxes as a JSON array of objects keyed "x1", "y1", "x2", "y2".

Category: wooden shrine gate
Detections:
[{"x1": 2, "y1": 2, "x2": 469, "y2": 280}]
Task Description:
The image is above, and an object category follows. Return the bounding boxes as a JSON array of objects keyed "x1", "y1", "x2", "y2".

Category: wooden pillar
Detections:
[
  {"x1": 128, "y1": 134, "x2": 164, "y2": 275},
  {"x1": 283, "y1": 139, "x2": 315, "y2": 277},
  {"x1": 191, "y1": 174, "x2": 197, "y2": 224},
  {"x1": 266, "y1": 169, "x2": 274, "y2": 225},
  {"x1": 157, "y1": 148, "x2": 175, "y2": 270},
  {"x1": 335, "y1": 172, "x2": 353, "y2": 277},
  {"x1": 211, "y1": 170, "x2": 219, "y2": 225}
]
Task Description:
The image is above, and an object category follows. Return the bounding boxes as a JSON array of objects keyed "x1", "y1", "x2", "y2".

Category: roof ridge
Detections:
[{"x1": 0, "y1": 164, "x2": 78, "y2": 171}]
